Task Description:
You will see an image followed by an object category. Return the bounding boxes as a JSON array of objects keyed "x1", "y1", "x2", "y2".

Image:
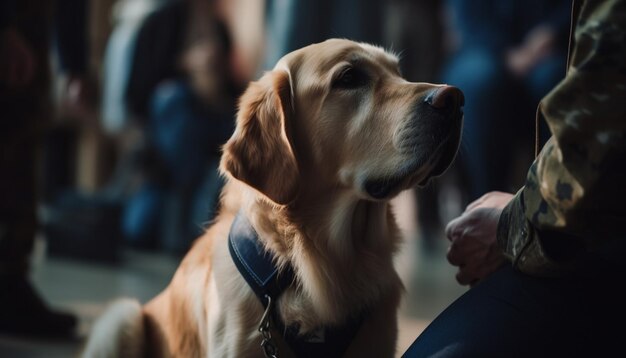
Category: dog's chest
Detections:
[{"x1": 227, "y1": 211, "x2": 365, "y2": 358}]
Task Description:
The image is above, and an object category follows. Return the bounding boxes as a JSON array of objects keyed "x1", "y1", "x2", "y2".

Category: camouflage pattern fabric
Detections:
[{"x1": 497, "y1": 0, "x2": 626, "y2": 276}]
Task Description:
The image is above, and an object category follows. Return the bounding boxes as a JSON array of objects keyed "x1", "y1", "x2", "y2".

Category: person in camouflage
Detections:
[
  {"x1": 404, "y1": 0, "x2": 626, "y2": 356},
  {"x1": 498, "y1": 0, "x2": 626, "y2": 276}
]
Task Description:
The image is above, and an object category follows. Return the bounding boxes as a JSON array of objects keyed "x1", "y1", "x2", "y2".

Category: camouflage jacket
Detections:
[{"x1": 497, "y1": 0, "x2": 626, "y2": 276}]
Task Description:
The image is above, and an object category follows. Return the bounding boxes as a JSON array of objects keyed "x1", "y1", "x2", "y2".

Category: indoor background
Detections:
[{"x1": 0, "y1": 0, "x2": 571, "y2": 356}]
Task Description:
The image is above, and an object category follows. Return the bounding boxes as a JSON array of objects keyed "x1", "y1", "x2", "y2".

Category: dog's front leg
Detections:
[{"x1": 343, "y1": 289, "x2": 401, "y2": 358}]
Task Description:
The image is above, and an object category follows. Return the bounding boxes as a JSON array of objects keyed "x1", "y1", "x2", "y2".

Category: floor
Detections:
[
  {"x1": 0, "y1": 191, "x2": 467, "y2": 357},
  {"x1": 0, "y1": 249, "x2": 179, "y2": 358}
]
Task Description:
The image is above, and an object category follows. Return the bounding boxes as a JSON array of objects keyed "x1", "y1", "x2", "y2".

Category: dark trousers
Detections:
[
  {"x1": 0, "y1": 131, "x2": 39, "y2": 275},
  {"x1": 0, "y1": 0, "x2": 51, "y2": 276},
  {"x1": 404, "y1": 263, "x2": 626, "y2": 357}
]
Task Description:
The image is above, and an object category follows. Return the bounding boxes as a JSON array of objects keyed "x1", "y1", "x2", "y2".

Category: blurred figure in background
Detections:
[
  {"x1": 123, "y1": 0, "x2": 239, "y2": 253},
  {"x1": 264, "y1": 0, "x2": 384, "y2": 69},
  {"x1": 443, "y1": 0, "x2": 571, "y2": 200},
  {"x1": 385, "y1": 0, "x2": 452, "y2": 252},
  {"x1": 385, "y1": 0, "x2": 445, "y2": 87},
  {"x1": 100, "y1": 0, "x2": 162, "y2": 135},
  {"x1": 0, "y1": 0, "x2": 91, "y2": 337}
]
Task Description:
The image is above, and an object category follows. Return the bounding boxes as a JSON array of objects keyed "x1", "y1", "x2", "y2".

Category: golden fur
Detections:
[{"x1": 83, "y1": 39, "x2": 462, "y2": 358}]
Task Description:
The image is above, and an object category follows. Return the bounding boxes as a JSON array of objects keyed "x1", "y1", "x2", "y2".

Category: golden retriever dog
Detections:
[{"x1": 83, "y1": 39, "x2": 463, "y2": 358}]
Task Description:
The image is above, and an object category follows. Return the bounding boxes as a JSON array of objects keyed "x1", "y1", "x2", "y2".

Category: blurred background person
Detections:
[
  {"x1": 264, "y1": 0, "x2": 384, "y2": 69},
  {"x1": 122, "y1": 0, "x2": 240, "y2": 253},
  {"x1": 0, "y1": 0, "x2": 91, "y2": 338},
  {"x1": 384, "y1": 0, "x2": 453, "y2": 254},
  {"x1": 443, "y1": 0, "x2": 571, "y2": 201}
]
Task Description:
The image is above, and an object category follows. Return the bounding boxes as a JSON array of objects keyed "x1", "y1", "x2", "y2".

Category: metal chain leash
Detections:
[{"x1": 259, "y1": 294, "x2": 279, "y2": 358}]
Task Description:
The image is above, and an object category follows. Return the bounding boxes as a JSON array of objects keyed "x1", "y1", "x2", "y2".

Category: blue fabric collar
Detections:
[
  {"x1": 228, "y1": 211, "x2": 294, "y2": 303},
  {"x1": 228, "y1": 211, "x2": 364, "y2": 357}
]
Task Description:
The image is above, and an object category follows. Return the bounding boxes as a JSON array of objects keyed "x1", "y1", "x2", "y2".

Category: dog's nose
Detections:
[{"x1": 425, "y1": 86, "x2": 464, "y2": 110}]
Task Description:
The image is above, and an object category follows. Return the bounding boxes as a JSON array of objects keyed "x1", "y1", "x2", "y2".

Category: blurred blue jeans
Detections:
[{"x1": 123, "y1": 81, "x2": 227, "y2": 252}]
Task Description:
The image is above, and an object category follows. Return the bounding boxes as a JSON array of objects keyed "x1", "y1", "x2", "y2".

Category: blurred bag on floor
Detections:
[{"x1": 41, "y1": 191, "x2": 123, "y2": 263}]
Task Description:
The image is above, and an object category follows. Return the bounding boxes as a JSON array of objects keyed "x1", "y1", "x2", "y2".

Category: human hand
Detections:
[
  {"x1": 506, "y1": 25, "x2": 556, "y2": 78},
  {"x1": 0, "y1": 28, "x2": 37, "y2": 88},
  {"x1": 445, "y1": 191, "x2": 514, "y2": 286}
]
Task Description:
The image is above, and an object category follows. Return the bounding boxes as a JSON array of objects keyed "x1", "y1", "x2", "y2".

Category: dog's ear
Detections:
[{"x1": 221, "y1": 70, "x2": 299, "y2": 205}]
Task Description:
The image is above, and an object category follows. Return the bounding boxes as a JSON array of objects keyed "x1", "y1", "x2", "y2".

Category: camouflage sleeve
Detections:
[{"x1": 497, "y1": 0, "x2": 626, "y2": 276}]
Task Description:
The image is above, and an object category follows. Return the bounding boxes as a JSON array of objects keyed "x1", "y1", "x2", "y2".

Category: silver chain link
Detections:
[{"x1": 259, "y1": 294, "x2": 279, "y2": 358}]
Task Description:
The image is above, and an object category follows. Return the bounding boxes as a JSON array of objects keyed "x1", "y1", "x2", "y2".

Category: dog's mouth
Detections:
[
  {"x1": 417, "y1": 117, "x2": 463, "y2": 185},
  {"x1": 364, "y1": 112, "x2": 463, "y2": 200},
  {"x1": 364, "y1": 175, "x2": 409, "y2": 200}
]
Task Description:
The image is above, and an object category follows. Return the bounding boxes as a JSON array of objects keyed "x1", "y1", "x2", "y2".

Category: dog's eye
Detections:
[{"x1": 333, "y1": 67, "x2": 368, "y2": 89}]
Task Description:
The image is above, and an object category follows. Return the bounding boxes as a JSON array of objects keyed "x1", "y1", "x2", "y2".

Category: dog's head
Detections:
[{"x1": 221, "y1": 39, "x2": 463, "y2": 205}]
